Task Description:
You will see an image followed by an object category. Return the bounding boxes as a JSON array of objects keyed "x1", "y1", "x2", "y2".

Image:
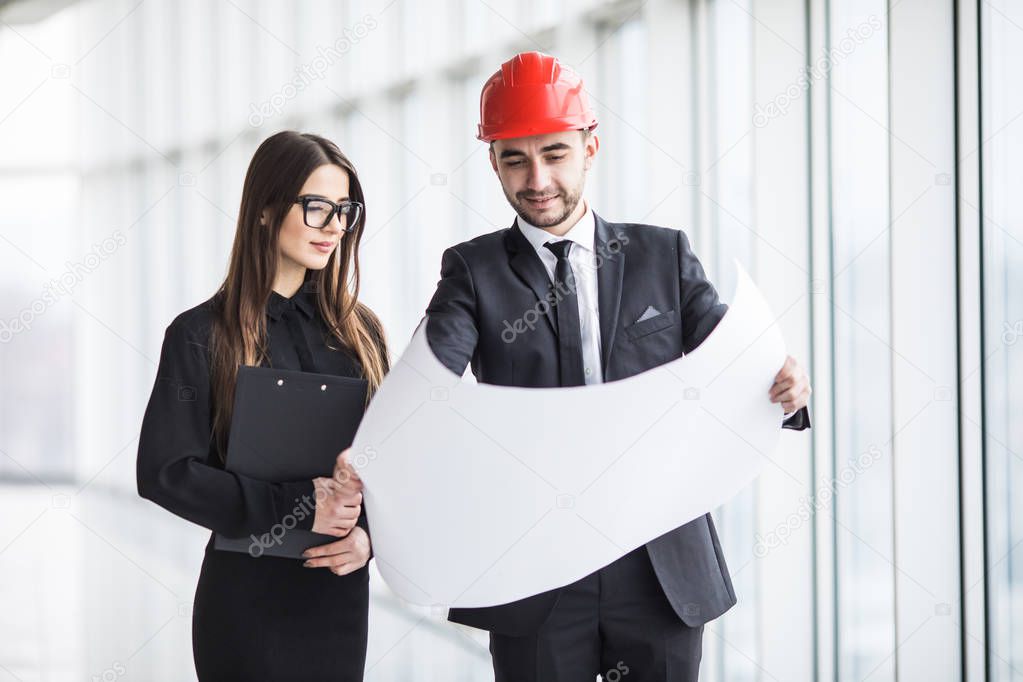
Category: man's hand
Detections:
[
  {"x1": 302, "y1": 525, "x2": 371, "y2": 575},
  {"x1": 770, "y1": 355, "x2": 811, "y2": 414}
]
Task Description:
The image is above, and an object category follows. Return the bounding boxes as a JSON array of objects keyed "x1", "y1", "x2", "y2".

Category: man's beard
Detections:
[{"x1": 505, "y1": 183, "x2": 583, "y2": 229}]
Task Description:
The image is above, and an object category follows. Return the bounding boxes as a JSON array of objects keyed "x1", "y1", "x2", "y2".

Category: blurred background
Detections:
[{"x1": 0, "y1": 0, "x2": 1019, "y2": 679}]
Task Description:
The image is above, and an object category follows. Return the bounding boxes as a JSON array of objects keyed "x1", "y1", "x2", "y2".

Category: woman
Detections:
[{"x1": 136, "y1": 131, "x2": 389, "y2": 680}]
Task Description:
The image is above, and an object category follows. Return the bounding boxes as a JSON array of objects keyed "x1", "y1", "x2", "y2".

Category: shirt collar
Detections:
[
  {"x1": 515, "y1": 200, "x2": 596, "y2": 255},
  {"x1": 266, "y1": 284, "x2": 316, "y2": 321}
]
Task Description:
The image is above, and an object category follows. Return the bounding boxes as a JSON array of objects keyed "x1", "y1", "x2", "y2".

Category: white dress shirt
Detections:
[{"x1": 515, "y1": 201, "x2": 604, "y2": 385}]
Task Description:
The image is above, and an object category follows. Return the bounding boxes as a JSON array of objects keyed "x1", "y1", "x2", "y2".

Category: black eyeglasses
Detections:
[{"x1": 293, "y1": 196, "x2": 364, "y2": 232}]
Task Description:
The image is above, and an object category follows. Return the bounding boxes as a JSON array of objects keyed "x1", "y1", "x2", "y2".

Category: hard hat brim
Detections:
[{"x1": 477, "y1": 119, "x2": 599, "y2": 143}]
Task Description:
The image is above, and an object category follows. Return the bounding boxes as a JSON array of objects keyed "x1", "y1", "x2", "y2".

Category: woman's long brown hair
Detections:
[{"x1": 209, "y1": 131, "x2": 389, "y2": 461}]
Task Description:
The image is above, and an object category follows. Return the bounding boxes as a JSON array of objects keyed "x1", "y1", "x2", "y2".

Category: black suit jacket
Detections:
[{"x1": 424, "y1": 212, "x2": 810, "y2": 636}]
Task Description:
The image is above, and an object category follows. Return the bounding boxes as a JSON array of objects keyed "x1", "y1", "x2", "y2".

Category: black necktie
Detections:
[{"x1": 544, "y1": 240, "x2": 586, "y2": 387}]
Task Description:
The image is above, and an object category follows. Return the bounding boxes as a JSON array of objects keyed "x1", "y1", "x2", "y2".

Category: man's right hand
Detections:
[{"x1": 311, "y1": 450, "x2": 363, "y2": 537}]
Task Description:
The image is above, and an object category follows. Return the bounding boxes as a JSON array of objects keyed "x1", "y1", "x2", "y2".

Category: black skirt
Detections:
[{"x1": 192, "y1": 536, "x2": 369, "y2": 681}]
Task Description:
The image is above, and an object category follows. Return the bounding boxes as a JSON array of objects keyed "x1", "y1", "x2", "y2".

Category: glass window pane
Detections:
[
  {"x1": 981, "y1": 1, "x2": 1023, "y2": 678},
  {"x1": 829, "y1": 2, "x2": 896, "y2": 680}
]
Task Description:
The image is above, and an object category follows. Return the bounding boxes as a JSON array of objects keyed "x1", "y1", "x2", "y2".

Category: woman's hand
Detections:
[
  {"x1": 332, "y1": 447, "x2": 362, "y2": 490},
  {"x1": 311, "y1": 467, "x2": 362, "y2": 538},
  {"x1": 302, "y1": 525, "x2": 371, "y2": 575}
]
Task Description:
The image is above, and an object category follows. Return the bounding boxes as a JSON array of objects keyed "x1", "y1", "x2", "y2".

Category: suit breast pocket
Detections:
[{"x1": 624, "y1": 308, "x2": 680, "y2": 341}]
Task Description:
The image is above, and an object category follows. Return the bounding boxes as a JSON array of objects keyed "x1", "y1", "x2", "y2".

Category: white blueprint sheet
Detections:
[{"x1": 351, "y1": 262, "x2": 787, "y2": 608}]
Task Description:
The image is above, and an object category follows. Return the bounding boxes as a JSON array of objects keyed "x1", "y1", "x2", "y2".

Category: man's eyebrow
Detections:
[{"x1": 499, "y1": 142, "x2": 572, "y2": 159}]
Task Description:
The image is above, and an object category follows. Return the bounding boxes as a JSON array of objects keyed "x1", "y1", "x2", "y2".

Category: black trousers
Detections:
[{"x1": 489, "y1": 546, "x2": 704, "y2": 681}]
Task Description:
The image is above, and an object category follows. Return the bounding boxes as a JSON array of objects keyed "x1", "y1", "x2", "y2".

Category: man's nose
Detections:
[{"x1": 526, "y1": 161, "x2": 551, "y2": 191}]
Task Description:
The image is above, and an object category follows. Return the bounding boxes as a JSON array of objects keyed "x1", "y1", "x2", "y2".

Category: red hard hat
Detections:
[{"x1": 477, "y1": 51, "x2": 598, "y2": 142}]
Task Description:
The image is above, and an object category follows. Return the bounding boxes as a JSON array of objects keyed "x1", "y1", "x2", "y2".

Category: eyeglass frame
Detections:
[{"x1": 293, "y1": 195, "x2": 364, "y2": 232}]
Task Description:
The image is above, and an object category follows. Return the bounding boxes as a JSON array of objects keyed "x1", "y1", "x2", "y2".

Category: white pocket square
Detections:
[{"x1": 636, "y1": 305, "x2": 661, "y2": 323}]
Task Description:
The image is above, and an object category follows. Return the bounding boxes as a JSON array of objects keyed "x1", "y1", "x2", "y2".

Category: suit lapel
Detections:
[
  {"x1": 594, "y1": 212, "x2": 625, "y2": 375},
  {"x1": 503, "y1": 213, "x2": 627, "y2": 374},
  {"x1": 505, "y1": 222, "x2": 557, "y2": 335}
]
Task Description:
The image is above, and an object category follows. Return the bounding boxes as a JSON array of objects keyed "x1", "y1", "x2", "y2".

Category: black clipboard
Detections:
[{"x1": 214, "y1": 365, "x2": 368, "y2": 559}]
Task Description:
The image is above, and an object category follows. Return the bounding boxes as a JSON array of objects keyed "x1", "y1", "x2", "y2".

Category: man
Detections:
[{"x1": 424, "y1": 51, "x2": 811, "y2": 681}]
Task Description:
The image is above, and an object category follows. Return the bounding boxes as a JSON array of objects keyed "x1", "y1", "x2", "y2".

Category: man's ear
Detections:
[
  {"x1": 489, "y1": 147, "x2": 499, "y2": 174},
  {"x1": 583, "y1": 134, "x2": 599, "y2": 171}
]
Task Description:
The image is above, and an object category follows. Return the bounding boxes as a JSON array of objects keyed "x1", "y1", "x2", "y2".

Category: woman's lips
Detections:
[{"x1": 311, "y1": 241, "x2": 335, "y2": 253}]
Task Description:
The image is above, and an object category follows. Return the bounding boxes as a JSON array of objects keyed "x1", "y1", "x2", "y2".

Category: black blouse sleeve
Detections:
[{"x1": 136, "y1": 317, "x2": 317, "y2": 538}]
